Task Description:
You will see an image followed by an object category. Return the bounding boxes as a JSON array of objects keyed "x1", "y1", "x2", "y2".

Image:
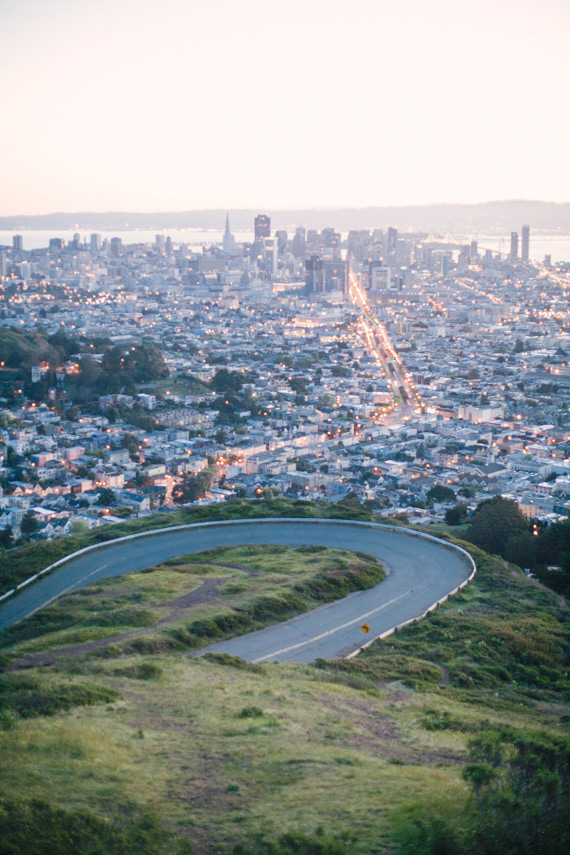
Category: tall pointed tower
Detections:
[{"x1": 223, "y1": 213, "x2": 236, "y2": 255}]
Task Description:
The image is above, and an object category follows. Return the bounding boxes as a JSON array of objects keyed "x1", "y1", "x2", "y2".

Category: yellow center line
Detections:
[{"x1": 251, "y1": 587, "x2": 414, "y2": 663}]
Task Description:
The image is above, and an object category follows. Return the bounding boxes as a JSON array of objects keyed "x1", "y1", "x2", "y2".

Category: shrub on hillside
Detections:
[{"x1": 0, "y1": 799, "x2": 192, "y2": 855}]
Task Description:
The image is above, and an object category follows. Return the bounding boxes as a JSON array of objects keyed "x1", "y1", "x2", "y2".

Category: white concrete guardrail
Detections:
[
  {"x1": 0, "y1": 519, "x2": 476, "y2": 656},
  {"x1": 344, "y1": 571, "x2": 475, "y2": 659},
  {"x1": 344, "y1": 527, "x2": 476, "y2": 658}
]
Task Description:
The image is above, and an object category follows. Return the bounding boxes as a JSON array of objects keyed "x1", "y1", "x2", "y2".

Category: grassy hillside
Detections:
[{"x1": 0, "y1": 532, "x2": 567, "y2": 855}]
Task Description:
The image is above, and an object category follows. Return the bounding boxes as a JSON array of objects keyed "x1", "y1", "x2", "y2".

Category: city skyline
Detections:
[{"x1": 2, "y1": 0, "x2": 570, "y2": 215}]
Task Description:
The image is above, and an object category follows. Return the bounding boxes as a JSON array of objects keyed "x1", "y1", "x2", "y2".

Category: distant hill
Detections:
[{"x1": 1, "y1": 200, "x2": 570, "y2": 233}]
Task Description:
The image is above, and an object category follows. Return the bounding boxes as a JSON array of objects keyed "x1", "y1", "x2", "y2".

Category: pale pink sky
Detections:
[{"x1": 1, "y1": 0, "x2": 569, "y2": 215}]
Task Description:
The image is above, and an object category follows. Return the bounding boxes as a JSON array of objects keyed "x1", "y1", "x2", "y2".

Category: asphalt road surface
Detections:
[{"x1": 0, "y1": 520, "x2": 474, "y2": 662}]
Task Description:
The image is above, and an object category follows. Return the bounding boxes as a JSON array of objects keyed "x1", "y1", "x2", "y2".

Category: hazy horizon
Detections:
[
  {"x1": 3, "y1": 199, "x2": 570, "y2": 241},
  {"x1": 2, "y1": 198, "x2": 570, "y2": 219}
]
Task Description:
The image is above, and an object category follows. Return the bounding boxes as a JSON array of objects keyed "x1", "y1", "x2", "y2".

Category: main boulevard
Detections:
[
  {"x1": 0, "y1": 520, "x2": 474, "y2": 662},
  {"x1": 349, "y1": 272, "x2": 425, "y2": 424}
]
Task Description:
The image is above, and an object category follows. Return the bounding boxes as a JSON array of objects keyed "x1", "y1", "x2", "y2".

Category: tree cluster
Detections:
[
  {"x1": 445, "y1": 504, "x2": 468, "y2": 526},
  {"x1": 211, "y1": 369, "x2": 248, "y2": 395},
  {"x1": 465, "y1": 496, "x2": 570, "y2": 595},
  {"x1": 172, "y1": 468, "x2": 215, "y2": 504},
  {"x1": 426, "y1": 485, "x2": 456, "y2": 504},
  {"x1": 0, "y1": 326, "x2": 169, "y2": 406},
  {"x1": 466, "y1": 496, "x2": 529, "y2": 557}
]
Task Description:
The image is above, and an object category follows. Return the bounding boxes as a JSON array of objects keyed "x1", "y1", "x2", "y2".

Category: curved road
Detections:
[{"x1": 0, "y1": 520, "x2": 474, "y2": 663}]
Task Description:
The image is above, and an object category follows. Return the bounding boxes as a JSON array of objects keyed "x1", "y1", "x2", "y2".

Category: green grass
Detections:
[
  {"x1": 0, "y1": 545, "x2": 385, "y2": 659},
  {"x1": 314, "y1": 654, "x2": 444, "y2": 689},
  {"x1": 142, "y1": 374, "x2": 211, "y2": 397},
  {"x1": 0, "y1": 797, "x2": 193, "y2": 855},
  {"x1": 0, "y1": 534, "x2": 567, "y2": 855},
  {"x1": 346, "y1": 542, "x2": 570, "y2": 706},
  {"x1": 0, "y1": 672, "x2": 120, "y2": 721},
  {"x1": 427, "y1": 520, "x2": 473, "y2": 539},
  {"x1": 0, "y1": 653, "x2": 469, "y2": 854}
]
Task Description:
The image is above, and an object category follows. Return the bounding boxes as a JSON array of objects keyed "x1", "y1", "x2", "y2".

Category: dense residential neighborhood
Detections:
[{"x1": 1, "y1": 220, "x2": 569, "y2": 548}]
